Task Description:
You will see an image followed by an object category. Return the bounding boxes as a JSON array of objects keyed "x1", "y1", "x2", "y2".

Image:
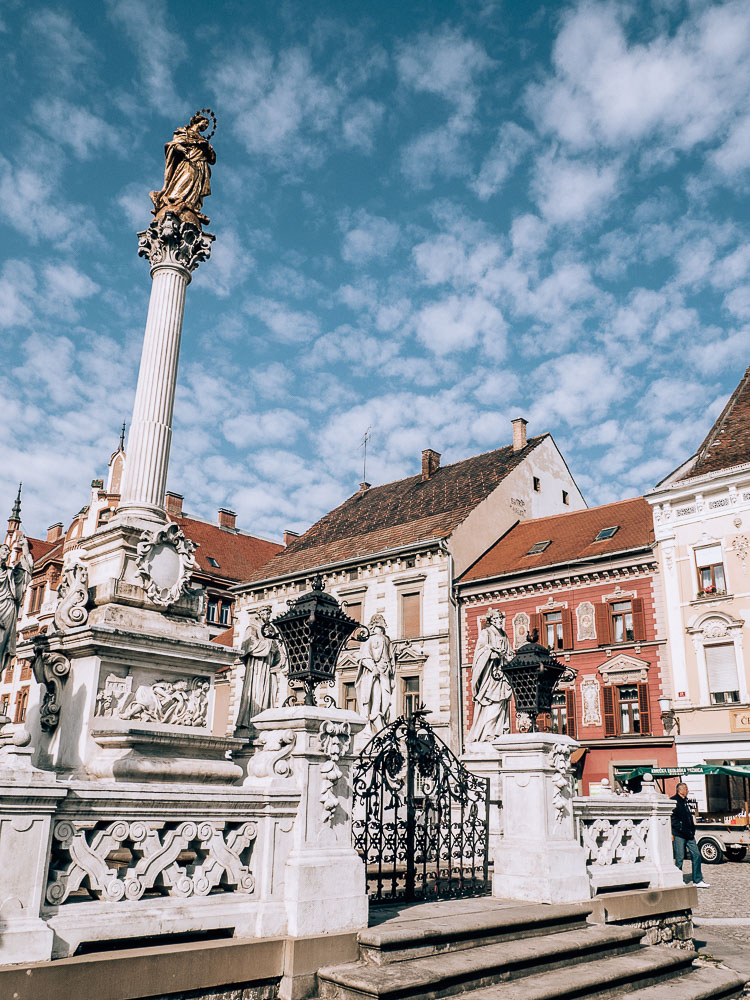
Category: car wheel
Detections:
[
  {"x1": 725, "y1": 846, "x2": 747, "y2": 862},
  {"x1": 698, "y1": 838, "x2": 725, "y2": 864}
]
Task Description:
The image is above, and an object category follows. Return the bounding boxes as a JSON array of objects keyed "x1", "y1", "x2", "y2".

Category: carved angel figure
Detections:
[
  {"x1": 150, "y1": 113, "x2": 216, "y2": 226},
  {"x1": 0, "y1": 536, "x2": 33, "y2": 676}
]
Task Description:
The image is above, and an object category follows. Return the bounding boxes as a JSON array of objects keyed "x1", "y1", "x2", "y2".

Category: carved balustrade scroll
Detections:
[{"x1": 579, "y1": 817, "x2": 650, "y2": 867}]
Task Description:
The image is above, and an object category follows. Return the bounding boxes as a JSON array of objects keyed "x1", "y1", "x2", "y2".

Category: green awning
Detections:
[{"x1": 614, "y1": 764, "x2": 750, "y2": 782}]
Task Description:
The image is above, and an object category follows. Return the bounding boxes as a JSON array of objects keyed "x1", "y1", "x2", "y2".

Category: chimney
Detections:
[
  {"x1": 46, "y1": 522, "x2": 64, "y2": 543},
  {"x1": 358, "y1": 481, "x2": 371, "y2": 494},
  {"x1": 421, "y1": 448, "x2": 441, "y2": 481},
  {"x1": 218, "y1": 507, "x2": 237, "y2": 531},
  {"x1": 165, "y1": 491, "x2": 183, "y2": 517},
  {"x1": 512, "y1": 417, "x2": 528, "y2": 452},
  {"x1": 283, "y1": 530, "x2": 300, "y2": 546}
]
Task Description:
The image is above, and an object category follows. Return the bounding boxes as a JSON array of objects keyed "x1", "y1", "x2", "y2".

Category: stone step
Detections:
[
  {"x1": 318, "y1": 924, "x2": 646, "y2": 1000},
  {"x1": 430, "y1": 949, "x2": 728, "y2": 1000},
  {"x1": 359, "y1": 903, "x2": 592, "y2": 965},
  {"x1": 609, "y1": 965, "x2": 748, "y2": 999}
]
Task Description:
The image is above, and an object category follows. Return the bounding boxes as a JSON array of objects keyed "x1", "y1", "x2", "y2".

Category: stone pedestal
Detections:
[
  {"x1": 489, "y1": 733, "x2": 590, "y2": 903},
  {"x1": 0, "y1": 770, "x2": 67, "y2": 964},
  {"x1": 461, "y1": 741, "x2": 503, "y2": 864},
  {"x1": 248, "y1": 706, "x2": 368, "y2": 942}
]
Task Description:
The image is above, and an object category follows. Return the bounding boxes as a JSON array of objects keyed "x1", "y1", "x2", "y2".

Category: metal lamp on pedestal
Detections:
[{"x1": 500, "y1": 629, "x2": 576, "y2": 732}]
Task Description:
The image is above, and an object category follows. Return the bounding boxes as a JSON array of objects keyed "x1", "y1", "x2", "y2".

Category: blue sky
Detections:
[{"x1": 2, "y1": 0, "x2": 749, "y2": 542}]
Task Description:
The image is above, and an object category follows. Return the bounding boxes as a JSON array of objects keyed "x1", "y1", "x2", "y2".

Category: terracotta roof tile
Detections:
[
  {"x1": 172, "y1": 516, "x2": 283, "y2": 583},
  {"x1": 678, "y1": 366, "x2": 750, "y2": 479},
  {"x1": 211, "y1": 625, "x2": 235, "y2": 647},
  {"x1": 460, "y1": 497, "x2": 653, "y2": 584},
  {"x1": 244, "y1": 436, "x2": 548, "y2": 584}
]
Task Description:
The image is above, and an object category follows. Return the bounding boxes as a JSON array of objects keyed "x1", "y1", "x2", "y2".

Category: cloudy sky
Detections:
[{"x1": 2, "y1": 0, "x2": 749, "y2": 542}]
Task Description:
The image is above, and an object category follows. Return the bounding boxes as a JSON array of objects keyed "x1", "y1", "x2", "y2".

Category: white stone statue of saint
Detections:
[
  {"x1": 355, "y1": 614, "x2": 395, "y2": 734},
  {"x1": 467, "y1": 608, "x2": 512, "y2": 744},
  {"x1": 0, "y1": 536, "x2": 33, "y2": 680},
  {"x1": 235, "y1": 607, "x2": 280, "y2": 732}
]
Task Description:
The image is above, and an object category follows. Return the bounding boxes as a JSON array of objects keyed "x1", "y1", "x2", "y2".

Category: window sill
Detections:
[{"x1": 690, "y1": 593, "x2": 732, "y2": 606}]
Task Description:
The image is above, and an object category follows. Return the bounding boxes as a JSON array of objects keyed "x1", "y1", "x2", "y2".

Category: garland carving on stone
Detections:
[
  {"x1": 136, "y1": 522, "x2": 196, "y2": 606},
  {"x1": 32, "y1": 649, "x2": 71, "y2": 732},
  {"x1": 54, "y1": 549, "x2": 89, "y2": 632},
  {"x1": 46, "y1": 818, "x2": 256, "y2": 904},
  {"x1": 138, "y1": 212, "x2": 215, "y2": 273},
  {"x1": 549, "y1": 742, "x2": 571, "y2": 826},
  {"x1": 319, "y1": 720, "x2": 351, "y2": 826}
]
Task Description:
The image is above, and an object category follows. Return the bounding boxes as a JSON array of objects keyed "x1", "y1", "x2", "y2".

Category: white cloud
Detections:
[
  {"x1": 396, "y1": 27, "x2": 491, "y2": 117},
  {"x1": 223, "y1": 409, "x2": 307, "y2": 448},
  {"x1": 0, "y1": 261, "x2": 35, "y2": 329},
  {"x1": 341, "y1": 99, "x2": 384, "y2": 153},
  {"x1": 341, "y1": 212, "x2": 400, "y2": 264},
  {"x1": 32, "y1": 98, "x2": 120, "y2": 160},
  {"x1": 414, "y1": 293, "x2": 506, "y2": 355},
  {"x1": 244, "y1": 297, "x2": 320, "y2": 344},
  {"x1": 531, "y1": 152, "x2": 620, "y2": 225},
  {"x1": 472, "y1": 123, "x2": 534, "y2": 200}
]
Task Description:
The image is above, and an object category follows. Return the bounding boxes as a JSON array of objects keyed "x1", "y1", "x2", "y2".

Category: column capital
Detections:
[{"x1": 137, "y1": 212, "x2": 215, "y2": 273}]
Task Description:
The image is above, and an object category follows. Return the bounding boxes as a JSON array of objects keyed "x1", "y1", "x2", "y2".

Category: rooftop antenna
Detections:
[{"x1": 360, "y1": 427, "x2": 372, "y2": 484}]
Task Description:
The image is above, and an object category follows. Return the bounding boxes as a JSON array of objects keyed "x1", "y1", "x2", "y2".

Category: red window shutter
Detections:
[
  {"x1": 603, "y1": 685, "x2": 616, "y2": 737},
  {"x1": 561, "y1": 608, "x2": 573, "y2": 650},
  {"x1": 631, "y1": 597, "x2": 646, "y2": 642},
  {"x1": 402, "y1": 592, "x2": 421, "y2": 638},
  {"x1": 638, "y1": 683, "x2": 651, "y2": 735},
  {"x1": 537, "y1": 712, "x2": 552, "y2": 733},
  {"x1": 529, "y1": 613, "x2": 542, "y2": 641},
  {"x1": 565, "y1": 688, "x2": 577, "y2": 740},
  {"x1": 595, "y1": 603, "x2": 611, "y2": 646}
]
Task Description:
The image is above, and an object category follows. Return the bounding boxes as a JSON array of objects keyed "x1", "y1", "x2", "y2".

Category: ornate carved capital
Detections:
[
  {"x1": 137, "y1": 212, "x2": 214, "y2": 273},
  {"x1": 32, "y1": 649, "x2": 71, "y2": 731},
  {"x1": 136, "y1": 522, "x2": 196, "y2": 606}
]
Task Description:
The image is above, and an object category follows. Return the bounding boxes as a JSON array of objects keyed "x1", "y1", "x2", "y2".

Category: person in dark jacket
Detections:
[{"x1": 671, "y1": 782, "x2": 709, "y2": 887}]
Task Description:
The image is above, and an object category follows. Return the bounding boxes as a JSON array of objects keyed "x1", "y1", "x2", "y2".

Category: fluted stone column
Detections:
[{"x1": 118, "y1": 213, "x2": 214, "y2": 522}]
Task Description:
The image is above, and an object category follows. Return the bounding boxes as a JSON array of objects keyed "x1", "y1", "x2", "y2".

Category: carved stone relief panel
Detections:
[
  {"x1": 580, "y1": 677, "x2": 602, "y2": 727},
  {"x1": 513, "y1": 612, "x2": 530, "y2": 650},
  {"x1": 576, "y1": 601, "x2": 596, "y2": 641},
  {"x1": 95, "y1": 671, "x2": 209, "y2": 727}
]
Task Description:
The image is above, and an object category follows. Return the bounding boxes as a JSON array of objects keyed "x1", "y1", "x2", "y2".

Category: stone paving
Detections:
[{"x1": 689, "y1": 856, "x2": 750, "y2": 981}]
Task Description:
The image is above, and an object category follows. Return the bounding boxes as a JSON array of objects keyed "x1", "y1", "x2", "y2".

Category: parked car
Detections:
[{"x1": 695, "y1": 820, "x2": 750, "y2": 864}]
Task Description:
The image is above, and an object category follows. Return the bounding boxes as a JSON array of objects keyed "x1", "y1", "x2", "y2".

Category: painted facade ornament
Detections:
[
  {"x1": 550, "y1": 742, "x2": 571, "y2": 826},
  {"x1": 355, "y1": 614, "x2": 395, "y2": 733},
  {"x1": 135, "y1": 522, "x2": 197, "y2": 606},
  {"x1": 467, "y1": 609, "x2": 512, "y2": 743},
  {"x1": 733, "y1": 534, "x2": 749, "y2": 572},
  {"x1": 580, "y1": 677, "x2": 602, "y2": 727},
  {"x1": 576, "y1": 601, "x2": 597, "y2": 641},
  {"x1": 95, "y1": 674, "x2": 209, "y2": 727},
  {"x1": 235, "y1": 608, "x2": 281, "y2": 732},
  {"x1": 0, "y1": 535, "x2": 33, "y2": 676},
  {"x1": 702, "y1": 616, "x2": 729, "y2": 639},
  {"x1": 319, "y1": 720, "x2": 351, "y2": 826},
  {"x1": 512, "y1": 612, "x2": 530, "y2": 650},
  {"x1": 247, "y1": 729, "x2": 295, "y2": 779},
  {"x1": 150, "y1": 110, "x2": 216, "y2": 227},
  {"x1": 54, "y1": 549, "x2": 89, "y2": 632},
  {"x1": 32, "y1": 649, "x2": 71, "y2": 732}
]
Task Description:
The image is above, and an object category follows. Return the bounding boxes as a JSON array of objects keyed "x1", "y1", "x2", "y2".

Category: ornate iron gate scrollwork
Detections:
[{"x1": 352, "y1": 710, "x2": 490, "y2": 903}]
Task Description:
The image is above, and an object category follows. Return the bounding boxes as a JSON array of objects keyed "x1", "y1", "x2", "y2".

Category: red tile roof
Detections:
[
  {"x1": 26, "y1": 536, "x2": 59, "y2": 565},
  {"x1": 244, "y1": 436, "x2": 548, "y2": 585},
  {"x1": 460, "y1": 497, "x2": 653, "y2": 584},
  {"x1": 171, "y1": 516, "x2": 283, "y2": 583},
  {"x1": 211, "y1": 625, "x2": 236, "y2": 647},
  {"x1": 677, "y1": 366, "x2": 750, "y2": 480}
]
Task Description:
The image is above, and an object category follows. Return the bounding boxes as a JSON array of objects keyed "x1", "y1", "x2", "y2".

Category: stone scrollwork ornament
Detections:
[
  {"x1": 319, "y1": 720, "x2": 351, "y2": 826},
  {"x1": 54, "y1": 549, "x2": 89, "y2": 632},
  {"x1": 32, "y1": 649, "x2": 71, "y2": 731},
  {"x1": 135, "y1": 522, "x2": 197, "y2": 606},
  {"x1": 247, "y1": 729, "x2": 295, "y2": 779}
]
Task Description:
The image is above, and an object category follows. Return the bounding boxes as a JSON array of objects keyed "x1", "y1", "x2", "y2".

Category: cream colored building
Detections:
[{"x1": 647, "y1": 367, "x2": 750, "y2": 812}]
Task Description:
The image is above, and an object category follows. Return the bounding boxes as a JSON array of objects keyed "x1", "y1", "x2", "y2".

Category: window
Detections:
[
  {"x1": 594, "y1": 526, "x2": 619, "y2": 541},
  {"x1": 695, "y1": 545, "x2": 726, "y2": 596},
  {"x1": 345, "y1": 600, "x2": 363, "y2": 647},
  {"x1": 533, "y1": 476, "x2": 541, "y2": 492},
  {"x1": 526, "y1": 540, "x2": 551, "y2": 555},
  {"x1": 544, "y1": 611, "x2": 564, "y2": 650},
  {"x1": 29, "y1": 585, "x2": 44, "y2": 614},
  {"x1": 603, "y1": 683, "x2": 651, "y2": 737},
  {"x1": 97, "y1": 509, "x2": 112, "y2": 527},
  {"x1": 13, "y1": 687, "x2": 29, "y2": 725},
  {"x1": 219, "y1": 601, "x2": 232, "y2": 626},
  {"x1": 611, "y1": 601, "x2": 634, "y2": 643},
  {"x1": 207, "y1": 599, "x2": 219, "y2": 624},
  {"x1": 551, "y1": 692, "x2": 568, "y2": 734},
  {"x1": 207, "y1": 557, "x2": 220, "y2": 568},
  {"x1": 562, "y1": 490, "x2": 569, "y2": 505},
  {"x1": 20, "y1": 662, "x2": 32, "y2": 681},
  {"x1": 4, "y1": 662, "x2": 14, "y2": 683},
  {"x1": 403, "y1": 676, "x2": 421, "y2": 716},
  {"x1": 0, "y1": 695, "x2": 8, "y2": 717},
  {"x1": 343, "y1": 681, "x2": 358, "y2": 713},
  {"x1": 536, "y1": 689, "x2": 576, "y2": 738},
  {"x1": 705, "y1": 644, "x2": 740, "y2": 704},
  {"x1": 401, "y1": 592, "x2": 421, "y2": 639}
]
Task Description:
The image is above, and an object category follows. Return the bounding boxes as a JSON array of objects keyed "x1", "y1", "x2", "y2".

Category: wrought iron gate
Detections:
[{"x1": 352, "y1": 711, "x2": 490, "y2": 903}]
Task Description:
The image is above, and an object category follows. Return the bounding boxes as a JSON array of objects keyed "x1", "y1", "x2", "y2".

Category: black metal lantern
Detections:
[
  {"x1": 266, "y1": 575, "x2": 367, "y2": 706},
  {"x1": 501, "y1": 630, "x2": 575, "y2": 732}
]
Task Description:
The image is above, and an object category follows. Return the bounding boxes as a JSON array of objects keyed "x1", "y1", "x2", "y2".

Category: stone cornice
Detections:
[{"x1": 459, "y1": 559, "x2": 658, "y2": 604}]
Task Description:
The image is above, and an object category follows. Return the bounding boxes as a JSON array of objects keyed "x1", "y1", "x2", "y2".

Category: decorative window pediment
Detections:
[
  {"x1": 687, "y1": 611, "x2": 744, "y2": 638},
  {"x1": 395, "y1": 641, "x2": 428, "y2": 668},
  {"x1": 597, "y1": 652, "x2": 650, "y2": 686}
]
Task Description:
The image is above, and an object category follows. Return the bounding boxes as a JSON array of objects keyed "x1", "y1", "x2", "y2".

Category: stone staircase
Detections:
[{"x1": 317, "y1": 900, "x2": 747, "y2": 1000}]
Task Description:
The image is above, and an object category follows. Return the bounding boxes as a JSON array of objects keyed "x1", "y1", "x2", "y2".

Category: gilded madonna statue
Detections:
[{"x1": 150, "y1": 110, "x2": 216, "y2": 226}]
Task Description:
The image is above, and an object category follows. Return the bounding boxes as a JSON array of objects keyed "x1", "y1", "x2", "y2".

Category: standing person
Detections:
[{"x1": 671, "y1": 782, "x2": 709, "y2": 888}]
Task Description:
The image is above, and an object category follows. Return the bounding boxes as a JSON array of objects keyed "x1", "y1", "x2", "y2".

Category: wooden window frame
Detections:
[
  {"x1": 531, "y1": 608, "x2": 573, "y2": 650},
  {"x1": 595, "y1": 598, "x2": 645, "y2": 646},
  {"x1": 603, "y1": 681, "x2": 651, "y2": 736},
  {"x1": 400, "y1": 590, "x2": 422, "y2": 640},
  {"x1": 401, "y1": 675, "x2": 422, "y2": 717},
  {"x1": 13, "y1": 687, "x2": 29, "y2": 725}
]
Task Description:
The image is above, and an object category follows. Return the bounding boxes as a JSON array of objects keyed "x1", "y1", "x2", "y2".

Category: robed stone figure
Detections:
[
  {"x1": 0, "y1": 537, "x2": 33, "y2": 678},
  {"x1": 467, "y1": 609, "x2": 512, "y2": 743},
  {"x1": 235, "y1": 608, "x2": 280, "y2": 731},
  {"x1": 150, "y1": 113, "x2": 216, "y2": 226},
  {"x1": 355, "y1": 614, "x2": 395, "y2": 734}
]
